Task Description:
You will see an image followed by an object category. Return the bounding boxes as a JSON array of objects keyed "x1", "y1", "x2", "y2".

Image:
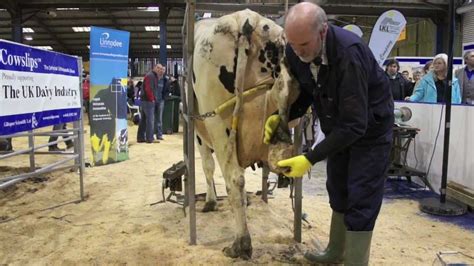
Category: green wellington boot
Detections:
[
  {"x1": 344, "y1": 231, "x2": 373, "y2": 266},
  {"x1": 304, "y1": 211, "x2": 346, "y2": 263}
]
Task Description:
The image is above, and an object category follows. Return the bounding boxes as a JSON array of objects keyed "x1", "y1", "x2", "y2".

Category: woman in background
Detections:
[{"x1": 405, "y1": 53, "x2": 461, "y2": 103}]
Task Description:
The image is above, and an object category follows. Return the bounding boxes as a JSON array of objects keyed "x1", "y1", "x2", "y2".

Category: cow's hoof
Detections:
[
  {"x1": 223, "y1": 234, "x2": 252, "y2": 260},
  {"x1": 202, "y1": 200, "x2": 217, "y2": 212}
]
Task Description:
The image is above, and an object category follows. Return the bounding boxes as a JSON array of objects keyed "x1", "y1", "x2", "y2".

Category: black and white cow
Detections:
[{"x1": 192, "y1": 9, "x2": 299, "y2": 259}]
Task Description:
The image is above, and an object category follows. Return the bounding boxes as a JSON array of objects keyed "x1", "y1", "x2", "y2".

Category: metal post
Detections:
[
  {"x1": 159, "y1": 3, "x2": 169, "y2": 66},
  {"x1": 77, "y1": 58, "x2": 85, "y2": 200},
  {"x1": 28, "y1": 131, "x2": 35, "y2": 172},
  {"x1": 185, "y1": 0, "x2": 197, "y2": 245},
  {"x1": 293, "y1": 123, "x2": 303, "y2": 243},
  {"x1": 261, "y1": 166, "x2": 269, "y2": 203}
]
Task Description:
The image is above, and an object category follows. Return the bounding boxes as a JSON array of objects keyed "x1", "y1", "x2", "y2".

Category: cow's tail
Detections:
[{"x1": 225, "y1": 32, "x2": 250, "y2": 159}]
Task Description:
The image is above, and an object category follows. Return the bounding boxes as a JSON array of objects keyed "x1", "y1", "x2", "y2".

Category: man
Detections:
[
  {"x1": 137, "y1": 64, "x2": 159, "y2": 143},
  {"x1": 455, "y1": 50, "x2": 474, "y2": 105},
  {"x1": 153, "y1": 65, "x2": 169, "y2": 140},
  {"x1": 385, "y1": 59, "x2": 411, "y2": 100},
  {"x1": 264, "y1": 3, "x2": 393, "y2": 265}
]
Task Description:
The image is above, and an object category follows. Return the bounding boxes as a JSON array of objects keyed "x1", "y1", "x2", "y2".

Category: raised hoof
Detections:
[
  {"x1": 223, "y1": 234, "x2": 252, "y2": 260},
  {"x1": 202, "y1": 200, "x2": 217, "y2": 212}
]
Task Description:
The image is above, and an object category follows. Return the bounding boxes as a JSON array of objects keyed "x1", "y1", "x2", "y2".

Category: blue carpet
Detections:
[{"x1": 384, "y1": 178, "x2": 474, "y2": 231}]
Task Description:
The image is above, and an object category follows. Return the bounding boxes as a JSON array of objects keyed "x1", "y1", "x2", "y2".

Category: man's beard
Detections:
[{"x1": 298, "y1": 55, "x2": 315, "y2": 63}]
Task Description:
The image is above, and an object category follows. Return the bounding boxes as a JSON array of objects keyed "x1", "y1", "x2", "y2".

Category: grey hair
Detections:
[
  {"x1": 463, "y1": 50, "x2": 474, "y2": 61},
  {"x1": 312, "y1": 5, "x2": 328, "y2": 32}
]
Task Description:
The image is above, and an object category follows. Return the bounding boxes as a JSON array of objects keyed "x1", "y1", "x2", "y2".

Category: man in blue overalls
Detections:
[{"x1": 264, "y1": 3, "x2": 394, "y2": 265}]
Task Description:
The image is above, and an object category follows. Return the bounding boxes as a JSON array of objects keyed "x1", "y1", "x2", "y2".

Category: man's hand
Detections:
[
  {"x1": 263, "y1": 114, "x2": 281, "y2": 144},
  {"x1": 277, "y1": 155, "x2": 312, "y2": 178}
]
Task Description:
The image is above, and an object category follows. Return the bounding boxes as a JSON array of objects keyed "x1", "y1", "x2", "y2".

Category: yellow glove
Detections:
[
  {"x1": 277, "y1": 155, "x2": 312, "y2": 178},
  {"x1": 263, "y1": 114, "x2": 281, "y2": 144}
]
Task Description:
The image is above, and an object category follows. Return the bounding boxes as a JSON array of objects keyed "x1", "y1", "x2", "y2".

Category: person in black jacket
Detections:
[
  {"x1": 263, "y1": 3, "x2": 393, "y2": 265},
  {"x1": 385, "y1": 59, "x2": 411, "y2": 100}
]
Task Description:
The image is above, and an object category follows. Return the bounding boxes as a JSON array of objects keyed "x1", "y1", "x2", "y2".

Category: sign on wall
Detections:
[
  {"x1": 0, "y1": 40, "x2": 81, "y2": 135},
  {"x1": 89, "y1": 27, "x2": 130, "y2": 166}
]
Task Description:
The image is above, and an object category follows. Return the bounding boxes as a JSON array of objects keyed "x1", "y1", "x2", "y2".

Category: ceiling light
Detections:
[
  {"x1": 23, "y1": 28, "x2": 34, "y2": 33},
  {"x1": 35, "y1": 46, "x2": 53, "y2": 50},
  {"x1": 24, "y1": 36, "x2": 33, "y2": 41},
  {"x1": 203, "y1": 12, "x2": 212, "y2": 18},
  {"x1": 138, "y1": 7, "x2": 159, "y2": 12},
  {"x1": 56, "y1": 8, "x2": 79, "y2": 10},
  {"x1": 145, "y1": 26, "x2": 160, "y2": 31},
  {"x1": 152, "y1": 45, "x2": 172, "y2": 49},
  {"x1": 72, "y1": 27, "x2": 90, "y2": 32}
]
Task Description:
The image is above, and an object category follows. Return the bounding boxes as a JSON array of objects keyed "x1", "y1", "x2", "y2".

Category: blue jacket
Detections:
[
  {"x1": 408, "y1": 72, "x2": 461, "y2": 103},
  {"x1": 286, "y1": 24, "x2": 393, "y2": 164}
]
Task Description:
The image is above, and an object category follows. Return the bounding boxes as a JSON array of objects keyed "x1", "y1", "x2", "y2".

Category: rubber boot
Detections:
[
  {"x1": 344, "y1": 231, "x2": 373, "y2": 266},
  {"x1": 304, "y1": 211, "x2": 346, "y2": 263}
]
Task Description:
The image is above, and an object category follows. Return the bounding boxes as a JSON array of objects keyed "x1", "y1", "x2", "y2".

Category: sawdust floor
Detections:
[{"x1": 0, "y1": 121, "x2": 473, "y2": 265}]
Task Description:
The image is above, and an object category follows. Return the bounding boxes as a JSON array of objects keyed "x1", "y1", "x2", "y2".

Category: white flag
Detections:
[
  {"x1": 343, "y1": 24, "x2": 363, "y2": 38},
  {"x1": 369, "y1": 10, "x2": 407, "y2": 67}
]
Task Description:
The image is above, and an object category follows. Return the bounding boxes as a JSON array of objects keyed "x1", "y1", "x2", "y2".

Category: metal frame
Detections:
[{"x1": 0, "y1": 57, "x2": 85, "y2": 202}]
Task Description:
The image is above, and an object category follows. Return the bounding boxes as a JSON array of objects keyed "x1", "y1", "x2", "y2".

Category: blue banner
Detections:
[
  {"x1": 89, "y1": 27, "x2": 130, "y2": 166},
  {"x1": 0, "y1": 40, "x2": 81, "y2": 136}
]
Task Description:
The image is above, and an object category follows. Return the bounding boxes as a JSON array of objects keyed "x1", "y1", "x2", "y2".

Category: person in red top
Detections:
[
  {"x1": 82, "y1": 73, "x2": 90, "y2": 120},
  {"x1": 137, "y1": 65, "x2": 160, "y2": 143}
]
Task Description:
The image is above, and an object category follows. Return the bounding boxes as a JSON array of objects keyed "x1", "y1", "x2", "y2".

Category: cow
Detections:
[{"x1": 192, "y1": 9, "x2": 299, "y2": 259}]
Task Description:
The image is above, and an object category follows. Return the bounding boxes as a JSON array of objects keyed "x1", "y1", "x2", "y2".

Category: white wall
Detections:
[{"x1": 394, "y1": 102, "x2": 474, "y2": 193}]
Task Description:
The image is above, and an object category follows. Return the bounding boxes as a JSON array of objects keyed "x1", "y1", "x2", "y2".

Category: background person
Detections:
[
  {"x1": 455, "y1": 50, "x2": 474, "y2": 104},
  {"x1": 405, "y1": 53, "x2": 461, "y2": 103},
  {"x1": 137, "y1": 65, "x2": 159, "y2": 143}
]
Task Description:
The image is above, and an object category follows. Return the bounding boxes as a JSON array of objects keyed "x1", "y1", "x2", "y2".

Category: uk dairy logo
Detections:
[
  {"x1": 99, "y1": 32, "x2": 123, "y2": 48},
  {"x1": 0, "y1": 48, "x2": 41, "y2": 71}
]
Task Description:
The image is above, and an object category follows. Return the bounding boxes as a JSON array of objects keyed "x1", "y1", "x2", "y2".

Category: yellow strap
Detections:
[{"x1": 214, "y1": 84, "x2": 271, "y2": 115}]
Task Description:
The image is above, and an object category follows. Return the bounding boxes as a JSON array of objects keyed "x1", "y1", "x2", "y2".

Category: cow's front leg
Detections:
[
  {"x1": 222, "y1": 168, "x2": 252, "y2": 260},
  {"x1": 197, "y1": 140, "x2": 218, "y2": 212}
]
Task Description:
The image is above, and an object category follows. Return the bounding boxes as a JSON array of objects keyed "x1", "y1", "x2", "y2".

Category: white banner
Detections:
[
  {"x1": 343, "y1": 24, "x2": 363, "y2": 38},
  {"x1": 1, "y1": 70, "x2": 80, "y2": 116},
  {"x1": 0, "y1": 39, "x2": 81, "y2": 135},
  {"x1": 369, "y1": 10, "x2": 407, "y2": 67}
]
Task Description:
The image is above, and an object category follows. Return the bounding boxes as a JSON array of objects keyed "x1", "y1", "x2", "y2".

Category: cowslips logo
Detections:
[
  {"x1": 0, "y1": 48, "x2": 41, "y2": 71},
  {"x1": 379, "y1": 11, "x2": 402, "y2": 35},
  {"x1": 99, "y1": 32, "x2": 123, "y2": 48}
]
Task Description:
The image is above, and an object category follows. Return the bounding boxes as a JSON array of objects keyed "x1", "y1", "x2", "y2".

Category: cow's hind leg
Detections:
[
  {"x1": 219, "y1": 159, "x2": 252, "y2": 260},
  {"x1": 197, "y1": 138, "x2": 218, "y2": 212}
]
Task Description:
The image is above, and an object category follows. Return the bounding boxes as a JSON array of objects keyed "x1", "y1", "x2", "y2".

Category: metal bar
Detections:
[
  {"x1": 0, "y1": 128, "x2": 80, "y2": 138},
  {"x1": 28, "y1": 130, "x2": 35, "y2": 172},
  {"x1": 0, "y1": 155, "x2": 78, "y2": 185},
  {"x1": 293, "y1": 122, "x2": 303, "y2": 243},
  {"x1": 0, "y1": 147, "x2": 33, "y2": 160},
  {"x1": 262, "y1": 166, "x2": 269, "y2": 203},
  {"x1": 185, "y1": 0, "x2": 197, "y2": 246},
  {"x1": 77, "y1": 57, "x2": 85, "y2": 201},
  {"x1": 440, "y1": 0, "x2": 455, "y2": 203}
]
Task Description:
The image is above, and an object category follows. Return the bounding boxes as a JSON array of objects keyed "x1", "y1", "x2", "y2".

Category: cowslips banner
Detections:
[
  {"x1": 0, "y1": 40, "x2": 81, "y2": 135},
  {"x1": 369, "y1": 10, "x2": 407, "y2": 67}
]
